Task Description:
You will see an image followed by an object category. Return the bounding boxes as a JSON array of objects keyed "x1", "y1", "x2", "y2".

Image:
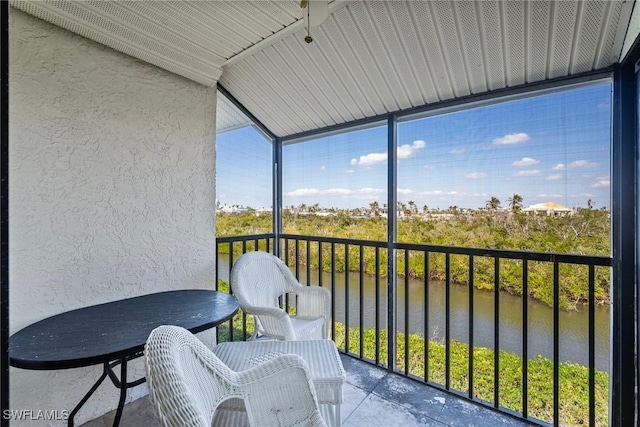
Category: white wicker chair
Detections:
[
  {"x1": 231, "y1": 251, "x2": 331, "y2": 341},
  {"x1": 144, "y1": 325, "x2": 327, "y2": 427}
]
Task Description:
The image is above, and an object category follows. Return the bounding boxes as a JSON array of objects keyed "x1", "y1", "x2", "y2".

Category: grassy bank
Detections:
[{"x1": 334, "y1": 323, "x2": 608, "y2": 426}]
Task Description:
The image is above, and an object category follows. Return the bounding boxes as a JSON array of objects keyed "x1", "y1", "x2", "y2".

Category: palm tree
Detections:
[
  {"x1": 397, "y1": 201, "x2": 407, "y2": 216},
  {"x1": 485, "y1": 196, "x2": 501, "y2": 211},
  {"x1": 408, "y1": 200, "x2": 417, "y2": 215},
  {"x1": 369, "y1": 201, "x2": 380, "y2": 217},
  {"x1": 506, "y1": 193, "x2": 523, "y2": 212}
]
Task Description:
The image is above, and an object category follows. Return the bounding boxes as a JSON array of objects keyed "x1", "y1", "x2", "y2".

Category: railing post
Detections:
[
  {"x1": 611, "y1": 60, "x2": 638, "y2": 426},
  {"x1": 273, "y1": 137, "x2": 282, "y2": 257},
  {"x1": 387, "y1": 114, "x2": 397, "y2": 372}
]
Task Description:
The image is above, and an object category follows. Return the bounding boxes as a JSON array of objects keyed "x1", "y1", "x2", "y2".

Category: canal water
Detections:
[{"x1": 218, "y1": 255, "x2": 610, "y2": 372}]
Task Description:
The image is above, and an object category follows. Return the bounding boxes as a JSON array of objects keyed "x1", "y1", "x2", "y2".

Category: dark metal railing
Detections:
[
  {"x1": 393, "y1": 243, "x2": 611, "y2": 426},
  {"x1": 215, "y1": 233, "x2": 612, "y2": 426}
]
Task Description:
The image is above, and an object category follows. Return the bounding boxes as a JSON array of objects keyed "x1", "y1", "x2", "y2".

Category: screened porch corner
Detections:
[{"x1": 4, "y1": 1, "x2": 640, "y2": 427}]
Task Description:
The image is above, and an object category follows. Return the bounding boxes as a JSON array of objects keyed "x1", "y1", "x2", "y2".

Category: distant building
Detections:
[
  {"x1": 217, "y1": 204, "x2": 249, "y2": 213},
  {"x1": 523, "y1": 202, "x2": 573, "y2": 216}
]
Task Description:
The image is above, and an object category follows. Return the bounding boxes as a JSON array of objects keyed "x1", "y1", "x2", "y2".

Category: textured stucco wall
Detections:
[{"x1": 9, "y1": 8, "x2": 217, "y2": 425}]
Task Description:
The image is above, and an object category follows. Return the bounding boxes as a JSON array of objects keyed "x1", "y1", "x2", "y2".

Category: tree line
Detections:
[{"x1": 217, "y1": 202, "x2": 610, "y2": 309}]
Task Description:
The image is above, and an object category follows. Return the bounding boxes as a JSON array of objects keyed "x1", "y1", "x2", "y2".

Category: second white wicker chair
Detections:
[
  {"x1": 231, "y1": 251, "x2": 331, "y2": 341},
  {"x1": 144, "y1": 325, "x2": 327, "y2": 427}
]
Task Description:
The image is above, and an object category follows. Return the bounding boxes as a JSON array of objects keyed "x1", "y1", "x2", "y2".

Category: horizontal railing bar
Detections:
[
  {"x1": 281, "y1": 233, "x2": 388, "y2": 248},
  {"x1": 216, "y1": 233, "x2": 274, "y2": 243},
  {"x1": 395, "y1": 242, "x2": 612, "y2": 266},
  {"x1": 220, "y1": 233, "x2": 612, "y2": 267}
]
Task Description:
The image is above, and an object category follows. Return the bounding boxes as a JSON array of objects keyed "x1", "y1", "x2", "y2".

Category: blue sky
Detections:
[{"x1": 217, "y1": 82, "x2": 611, "y2": 210}]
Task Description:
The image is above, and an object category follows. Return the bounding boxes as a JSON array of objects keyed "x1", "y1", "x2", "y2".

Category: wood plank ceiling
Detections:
[{"x1": 10, "y1": 1, "x2": 635, "y2": 137}]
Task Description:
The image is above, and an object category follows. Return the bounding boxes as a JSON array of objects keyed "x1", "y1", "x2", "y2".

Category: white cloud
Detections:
[
  {"x1": 416, "y1": 190, "x2": 458, "y2": 196},
  {"x1": 553, "y1": 160, "x2": 597, "y2": 170},
  {"x1": 449, "y1": 148, "x2": 465, "y2": 156},
  {"x1": 561, "y1": 193, "x2": 593, "y2": 200},
  {"x1": 567, "y1": 160, "x2": 597, "y2": 169},
  {"x1": 492, "y1": 132, "x2": 530, "y2": 145},
  {"x1": 412, "y1": 140, "x2": 426, "y2": 149},
  {"x1": 285, "y1": 187, "x2": 386, "y2": 198},
  {"x1": 319, "y1": 165, "x2": 326, "y2": 171},
  {"x1": 466, "y1": 172, "x2": 487, "y2": 179},
  {"x1": 286, "y1": 188, "x2": 320, "y2": 197},
  {"x1": 358, "y1": 152, "x2": 388, "y2": 165},
  {"x1": 398, "y1": 188, "x2": 412, "y2": 195},
  {"x1": 512, "y1": 157, "x2": 539, "y2": 167},
  {"x1": 592, "y1": 179, "x2": 610, "y2": 188},
  {"x1": 514, "y1": 170, "x2": 542, "y2": 177},
  {"x1": 537, "y1": 193, "x2": 563, "y2": 198},
  {"x1": 397, "y1": 140, "x2": 426, "y2": 160},
  {"x1": 356, "y1": 188, "x2": 386, "y2": 197},
  {"x1": 346, "y1": 169, "x2": 355, "y2": 174},
  {"x1": 546, "y1": 174, "x2": 562, "y2": 181},
  {"x1": 423, "y1": 165, "x2": 436, "y2": 170},
  {"x1": 353, "y1": 139, "x2": 425, "y2": 166}
]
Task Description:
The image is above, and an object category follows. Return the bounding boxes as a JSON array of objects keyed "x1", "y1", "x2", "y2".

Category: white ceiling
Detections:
[{"x1": 10, "y1": 1, "x2": 637, "y2": 138}]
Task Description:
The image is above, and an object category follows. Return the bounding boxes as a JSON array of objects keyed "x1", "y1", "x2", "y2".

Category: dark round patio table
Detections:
[{"x1": 10, "y1": 289, "x2": 239, "y2": 427}]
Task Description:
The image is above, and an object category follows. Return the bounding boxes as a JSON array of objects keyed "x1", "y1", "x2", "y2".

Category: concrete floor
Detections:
[{"x1": 82, "y1": 354, "x2": 535, "y2": 427}]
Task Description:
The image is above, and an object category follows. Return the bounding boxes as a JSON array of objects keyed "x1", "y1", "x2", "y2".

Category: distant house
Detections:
[{"x1": 523, "y1": 202, "x2": 573, "y2": 216}]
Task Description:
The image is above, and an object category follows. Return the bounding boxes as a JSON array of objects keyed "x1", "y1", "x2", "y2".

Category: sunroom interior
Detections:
[{"x1": 4, "y1": 1, "x2": 640, "y2": 426}]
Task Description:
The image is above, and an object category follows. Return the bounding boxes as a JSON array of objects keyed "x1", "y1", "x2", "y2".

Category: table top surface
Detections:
[{"x1": 10, "y1": 289, "x2": 239, "y2": 370}]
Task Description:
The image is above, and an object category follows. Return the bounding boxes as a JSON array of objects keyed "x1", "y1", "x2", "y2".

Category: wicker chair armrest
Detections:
[
  {"x1": 244, "y1": 305, "x2": 297, "y2": 341},
  {"x1": 294, "y1": 286, "x2": 331, "y2": 320}
]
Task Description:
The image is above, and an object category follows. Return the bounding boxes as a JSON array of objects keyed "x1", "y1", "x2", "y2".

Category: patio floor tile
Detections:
[{"x1": 81, "y1": 355, "x2": 537, "y2": 427}]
